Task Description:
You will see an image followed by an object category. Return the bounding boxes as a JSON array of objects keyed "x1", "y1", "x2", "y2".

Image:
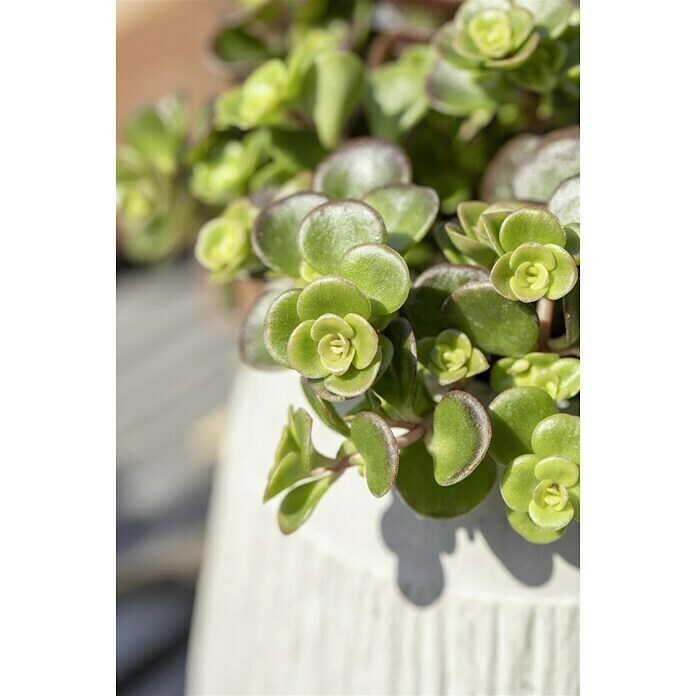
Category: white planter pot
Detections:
[{"x1": 188, "y1": 365, "x2": 579, "y2": 696}]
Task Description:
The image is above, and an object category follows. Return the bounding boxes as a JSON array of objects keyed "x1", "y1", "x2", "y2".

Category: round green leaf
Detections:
[
  {"x1": 263, "y1": 288, "x2": 302, "y2": 368},
  {"x1": 546, "y1": 244, "x2": 578, "y2": 300},
  {"x1": 506, "y1": 508, "x2": 566, "y2": 544},
  {"x1": 531, "y1": 413, "x2": 580, "y2": 464},
  {"x1": 396, "y1": 441, "x2": 497, "y2": 519},
  {"x1": 535, "y1": 456, "x2": 579, "y2": 487},
  {"x1": 278, "y1": 473, "x2": 340, "y2": 535},
  {"x1": 313, "y1": 137, "x2": 411, "y2": 199},
  {"x1": 351, "y1": 412, "x2": 399, "y2": 498},
  {"x1": 441, "y1": 281, "x2": 540, "y2": 356},
  {"x1": 488, "y1": 386, "x2": 558, "y2": 465},
  {"x1": 528, "y1": 499, "x2": 573, "y2": 531},
  {"x1": 251, "y1": 192, "x2": 328, "y2": 277},
  {"x1": 339, "y1": 243, "x2": 410, "y2": 316},
  {"x1": 499, "y1": 208, "x2": 566, "y2": 252},
  {"x1": 362, "y1": 184, "x2": 439, "y2": 254},
  {"x1": 407, "y1": 264, "x2": 489, "y2": 337},
  {"x1": 426, "y1": 390, "x2": 492, "y2": 486},
  {"x1": 323, "y1": 349, "x2": 382, "y2": 398},
  {"x1": 287, "y1": 320, "x2": 327, "y2": 379},
  {"x1": 500, "y1": 454, "x2": 540, "y2": 512},
  {"x1": 480, "y1": 132, "x2": 541, "y2": 201},
  {"x1": 296, "y1": 276, "x2": 371, "y2": 321},
  {"x1": 298, "y1": 199, "x2": 387, "y2": 275}
]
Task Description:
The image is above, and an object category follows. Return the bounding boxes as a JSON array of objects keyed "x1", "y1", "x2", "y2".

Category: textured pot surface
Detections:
[{"x1": 187, "y1": 365, "x2": 579, "y2": 696}]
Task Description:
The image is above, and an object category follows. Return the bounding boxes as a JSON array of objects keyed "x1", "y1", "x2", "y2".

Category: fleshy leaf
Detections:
[
  {"x1": 251, "y1": 192, "x2": 328, "y2": 277},
  {"x1": 499, "y1": 208, "x2": 566, "y2": 252},
  {"x1": 278, "y1": 473, "x2": 340, "y2": 535},
  {"x1": 362, "y1": 184, "x2": 439, "y2": 254},
  {"x1": 506, "y1": 508, "x2": 566, "y2": 544},
  {"x1": 488, "y1": 387, "x2": 558, "y2": 465},
  {"x1": 407, "y1": 264, "x2": 489, "y2": 337},
  {"x1": 298, "y1": 199, "x2": 387, "y2": 275},
  {"x1": 426, "y1": 391, "x2": 492, "y2": 486},
  {"x1": 441, "y1": 281, "x2": 540, "y2": 356},
  {"x1": 531, "y1": 413, "x2": 580, "y2": 464},
  {"x1": 545, "y1": 244, "x2": 578, "y2": 300},
  {"x1": 263, "y1": 288, "x2": 302, "y2": 368},
  {"x1": 535, "y1": 456, "x2": 579, "y2": 487},
  {"x1": 306, "y1": 50, "x2": 364, "y2": 149},
  {"x1": 528, "y1": 499, "x2": 574, "y2": 530},
  {"x1": 396, "y1": 441, "x2": 497, "y2": 519},
  {"x1": 324, "y1": 349, "x2": 382, "y2": 398},
  {"x1": 344, "y1": 313, "x2": 379, "y2": 369},
  {"x1": 351, "y1": 412, "x2": 399, "y2": 498},
  {"x1": 287, "y1": 320, "x2": 327, "y2": 379},
  {"x1": 265, "y1": 452, "x2": 306, "y2": 502},
  {"x1": 338, "y1": 243, "x2": 410, "y2": 316},
  {"x1": 296, "y1": 276, "x2": 371, "y2": 321},
  {"x1": 500, "y1": 454, "x2": 540, "y2": 511},
  {"x1": 313, "y1": 137, "x2": 411, "y2": 199},
  {"x1": 301, "y1": 378, "x2": 351, "y2": 437}
]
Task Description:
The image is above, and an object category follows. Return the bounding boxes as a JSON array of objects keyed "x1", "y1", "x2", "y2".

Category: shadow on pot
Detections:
[{"x1": 380, "y1": 482, "x2": 579, "y2": 607}]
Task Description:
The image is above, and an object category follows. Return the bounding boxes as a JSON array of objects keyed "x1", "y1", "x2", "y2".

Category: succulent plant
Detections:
[
  {"x1": 417, "y1": 330, "x2": 489, "y2": 386},
  {"x1": 116, "y1": 96, "x2": 199, "y2": 263},
  {"x1": 488, "y1": 207, "x2": 578, "y2": 302},
  {"x1": 491, "y1": 352, "x2": 579, "y2": 401},
  {"x1": 117, "y1": 3, "x2": 581, "y2": 545}
]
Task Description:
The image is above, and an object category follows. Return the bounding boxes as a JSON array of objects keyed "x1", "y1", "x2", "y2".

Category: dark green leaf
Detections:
[
  {"x1": 396, "y1": 441, "x2": 497, "y2": 519},
  {"x1": 441, "y1": 281, "x2": 540, "y2": 356}
]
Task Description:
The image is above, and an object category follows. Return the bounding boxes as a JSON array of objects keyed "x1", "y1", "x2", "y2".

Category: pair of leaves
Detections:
[
  {"x1": 313, "y1": 138, "x2": 440, "y2": 254},
  {"x1": 355, "y1": 389, "x2": 492, "y2": 497}
]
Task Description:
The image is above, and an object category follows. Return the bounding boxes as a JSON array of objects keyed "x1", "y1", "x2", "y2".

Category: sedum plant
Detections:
[{"x1": 118, "y1": 0, "x2": 580, "y2": 545}]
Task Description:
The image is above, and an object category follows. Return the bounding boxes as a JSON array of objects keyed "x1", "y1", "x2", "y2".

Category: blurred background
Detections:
[{"x1": 117, "y1": 2, "x2": 246, "y2": 694}]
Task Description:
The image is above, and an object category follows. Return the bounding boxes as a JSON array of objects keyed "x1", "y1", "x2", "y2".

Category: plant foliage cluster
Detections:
[{"x1": 117, "y1": 0, "x2": 580, "y2": 544}]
